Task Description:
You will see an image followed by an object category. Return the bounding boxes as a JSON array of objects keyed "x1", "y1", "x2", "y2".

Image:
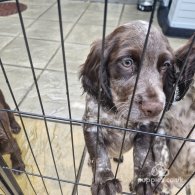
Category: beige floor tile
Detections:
[
  {"x1": 24, "y1": 20, "x2": 74, "y2": 41},
  {"x1": 0, "y1": 17, "x2": 34, "y2": 37},
  {"x1": 39, "y1": 3, "x2": 88, "y2": 23},
  {"x1": 66, "y1": 24, "x2": 115, "y2": 45},
  {"x1": 19, "y1": 4, "x2": 52, "y2": 19},
  {"x1": 77, "y1": 185, "x2": 91, "y2": 195},
  {"x1": 120, "y1": 5, "x2": 150, "y2": 26},
  {"x1": 19, "y1": 70, "x2": 85, "y2": 119},
  {"x1": 3, "y1": 118, "x2": 85, "y2": 194},
  {"x1": 78, "y1": 10, "x2": 120, "y2": 27},
  {"x1": 0, "y1": 36, "x2": 15, "y2": 51},
  {"x1": 5, "y1": 0, "x2": 53, "y2": 19},
  {"x1": 20, "y1": 0, "x2": 56, "y2": 5},
  {"x1": 87, "y1": 2, "x2": 123, "y2": 13},
  {"x1": 119, "y1": 4, "x2": 161, "y2": 29},
  {"x1": 1, "y1": 37, "x2": 59, "y2": 68},
  {"x1": 122, "y1": 4, "x2": 150, "y2": 18},
  {"x1": 59, "y1": 1, "x2": 89, "y2": 10},
  {"x1": 47, "y1": 43, "x2": 90, "y2": 72},
  {"x1": 0, "y1": 66, "x2": 41, "y2": 109}
]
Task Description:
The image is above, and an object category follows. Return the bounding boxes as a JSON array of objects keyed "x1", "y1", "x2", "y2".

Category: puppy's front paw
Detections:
[
  {"x1": 10, "y1": 120, "x2": 21, "y2": 134},
  {"x1": 130, "y1": 182, "x2": 153, "y2": 195},
  {"x1": 92, "y1": 170, "x2": 122, "y2": 195},
  {"x1": 12, "y1": 160, "x2": 25, "y2": 175}
]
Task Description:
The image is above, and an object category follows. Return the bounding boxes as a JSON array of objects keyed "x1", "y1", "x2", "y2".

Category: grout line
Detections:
[
  {"x1": 63, "y1": 2, "x2": 91, "y2": 41},
  {"x1": 2, "y1": 63, "x2": 79, "y2": 74},
  {"x1": 18, "y1": 1, "x2": 57, "y2": 31},
  {"x1": 0, "y1": 34, "x2": 16, "y2": 38},
  {"x1": 118, "y1": 4, "x2": 125, "y2": 26},
  {"x1": 18, "y1": 36, "x2": 61, "y2": 43},
  {"x1": 71, "y1": 147, "x2": 87, "y2": 195},
  {"x1": 17, "y1": 44, "x2": 61, "y2": 107},
  {"x1": 16, "y1": 1, "x2": 90, "y2": 107},
  {"x1": 2, "y1": 63, "x2": 41, "y2": 70},
  {"x1": 0, "y1": 1, "x2": 56, "y2": 52},
  {"x1": 3, "y1": 1, "x2": 90, "y2": 109},
  {"x1": 0, "y1": 36, "x2": 19, "y2": 53}
]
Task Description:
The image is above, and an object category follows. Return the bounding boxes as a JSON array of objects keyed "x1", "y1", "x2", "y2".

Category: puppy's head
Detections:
[
  {"x1": 174, "y1": 35, "x2": 195, "y2": 101},
  {"x1": 80, "y1": 21, "x2": 194, "y2": 123}
]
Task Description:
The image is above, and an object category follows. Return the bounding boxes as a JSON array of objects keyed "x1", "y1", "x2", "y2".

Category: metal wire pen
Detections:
[
  {"x1": 0, "y1": 119, "x2": 36, "y2": 195},
  {"x1": 153, "y1": 125, "x2": 195, "y2": 192},
  {"x1": 114, "y1": 0, "x2": 158, "y2": 178},
  {"x1": 0, "y1": 0, "x2": 194, "y2": 194},
  {"x1": 94, "y1": 0, "x2": 108, "y2": 184},
  {"x1": 140, "y1": 34, "x2": 195, "y2": 170},
  {"x1": 15, "y1": 0, "x2": 63, "y2": 194},
  {"x1": 1, "y1": 107, "x2": 195, "y2": 143},
  {"x1": 56, "y1": 0, "x2": 78, "y2": 194},
  {"x1": 0, "y1": 58, "x2": 49, "y2": 194}
]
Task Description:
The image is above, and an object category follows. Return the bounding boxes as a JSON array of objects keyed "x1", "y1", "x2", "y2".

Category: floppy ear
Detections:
[
  {"x1": 79, "y1": 40, "x2": 115, "y2": 110},
  {"x1": 175, "y1": 34, "x2": 195, "y2": 101},
  {"x1": 163, "y1": 64, "x2": 177, "y2": 109}
]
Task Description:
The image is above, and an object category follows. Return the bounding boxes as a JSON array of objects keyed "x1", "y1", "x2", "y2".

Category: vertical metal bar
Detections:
[
  {"x1": 72, "y1": 147, "x2": 87, "y2": 195},
  {"x1": 15, "y1": 0, "x2": 63, "y2": 194},
  {"x1": 94, "y1": 0, "x2": 108, "y2": 183},
  {"x1": 0, "y1": 58, "x2": 49, "y2": 194},
  {"x1": 0, "y1": 155, "x2": 23, "y2": 195},
  {"x1": 0, "y1": 180, "x2": 12, "y2": 195},
  {"x1": 56, "y1": 1, "x2": 78, "y2": 194},
  {"x1": 114, "y1": 0, "x2": 158, "y2": 178}
]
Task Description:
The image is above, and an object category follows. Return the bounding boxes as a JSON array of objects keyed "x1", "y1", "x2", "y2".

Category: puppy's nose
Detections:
[{"x1": 140, "y1": 101, "x2": 163, "y2": 117}]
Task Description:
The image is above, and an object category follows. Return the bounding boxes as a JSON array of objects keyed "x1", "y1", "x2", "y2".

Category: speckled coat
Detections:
[
  {"x1": 80, "y1": 20, "x2": 195, "y2": 195},
  {"x1": 163, "y1": 82, "x2": 195, "y2": 189},
  {"x1": 131, "y1": 35, "x2": 195, "y2": 195},
  {"x1": 0, "y1": 89, "x2": 25, "y2": 174}
]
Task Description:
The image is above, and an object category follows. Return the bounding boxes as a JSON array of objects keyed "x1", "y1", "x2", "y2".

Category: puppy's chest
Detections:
[
  {"x1": 84, "y1": 95, "x2": 136, "y2": 155},
  {"x1": 85, "y1": 95, "x2": 135, "y2": 127}
]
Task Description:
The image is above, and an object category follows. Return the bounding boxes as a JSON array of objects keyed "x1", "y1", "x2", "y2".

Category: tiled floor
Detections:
[{"x1": 0, "y1": 0, "x2": 193, "y2": 195}]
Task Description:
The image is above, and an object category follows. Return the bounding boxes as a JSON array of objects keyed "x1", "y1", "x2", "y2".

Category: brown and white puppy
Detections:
[
  {"x1": 80, "y1": 20, "x2": 191, "y2": 195},
  {"x1": 131, "y1": 36, "x2": 195, "y2": 195},
  {"x1": 0, "y1": 89, "x2": 25, "y2": 174},
  {"x1": 161, "y1": 39, "x2": 195, "y2": 194}
]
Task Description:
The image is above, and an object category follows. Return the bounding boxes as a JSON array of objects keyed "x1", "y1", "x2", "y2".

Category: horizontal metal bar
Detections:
[
  {"x1": 0, "y1": 166, "x2": 134, "y2": 194},
  {"x1": 0, "y1": 108, "x2": 195, "y2": 143}
]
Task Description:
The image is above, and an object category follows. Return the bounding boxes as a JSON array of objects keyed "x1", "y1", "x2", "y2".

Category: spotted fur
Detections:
[
  {"x1": 80, "y1": 21, "x2": 194, "y2": 195},
  {"x1": 131, "y1": 35, "x2": 195, "y2": 195},
  {"x1": 0, "y1": 89, "x2": 25, "y2": 174}
]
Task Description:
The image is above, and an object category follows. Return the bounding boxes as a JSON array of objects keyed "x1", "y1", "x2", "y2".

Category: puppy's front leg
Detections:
[
  {"x1": 10, "y1": 138, "x2": 25, "y2": 174},
  {"x1": 0, "y1": 90, "x2": 21, "y2": 133},
  {"x1": 84, "y1": 125, "x2": 122, "y2": 195}
]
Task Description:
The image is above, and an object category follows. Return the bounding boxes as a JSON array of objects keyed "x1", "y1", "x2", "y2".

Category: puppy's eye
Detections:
[
  {"x1": 161, "y1": 60, "x2": 171, "y2": 71},
  {"x1": 122, "y1": 57, "x2": 133, "y2": 67}
]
